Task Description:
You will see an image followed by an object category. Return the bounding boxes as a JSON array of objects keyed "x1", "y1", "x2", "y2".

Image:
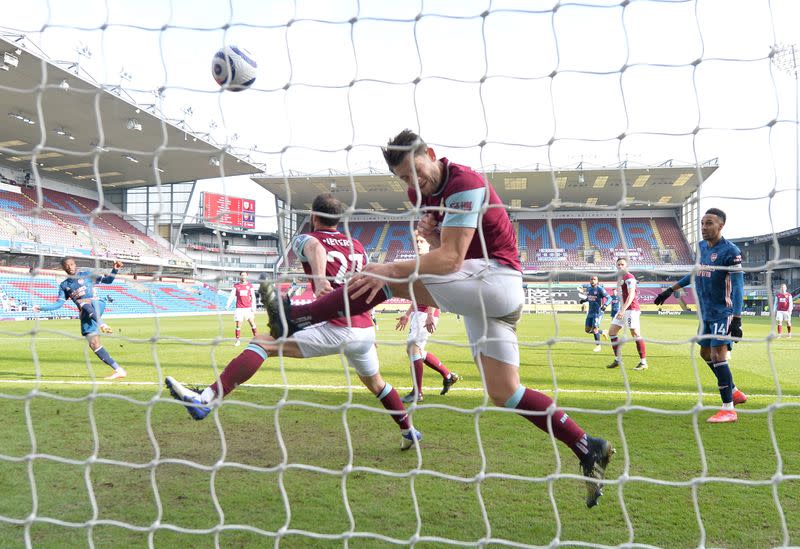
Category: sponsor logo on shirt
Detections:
[{"x1": 449, "y1": 200, "x2": 473, "y2": 211}]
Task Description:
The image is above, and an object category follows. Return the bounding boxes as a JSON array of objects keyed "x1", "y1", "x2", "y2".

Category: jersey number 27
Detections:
[{"x1": 327, "y1": 251, "x2": 364, "y2": 284}]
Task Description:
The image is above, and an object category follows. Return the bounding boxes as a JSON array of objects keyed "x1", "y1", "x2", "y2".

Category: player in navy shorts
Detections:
[
  {"x1": 655, "y1": 208, "x2": 748, "y2": 423},
  {"x1": 580, "y1": 276, "x2": 609, "y2": 352},
  {"x1": 34, "y1": 257, "x2": 127, "y2": 380}
]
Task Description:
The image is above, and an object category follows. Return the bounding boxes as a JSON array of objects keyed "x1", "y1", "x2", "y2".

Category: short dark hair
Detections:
[
  {"x1": 60, "y1": 257, "x2": 75, "y2": 268},
  {"x1": 382, "y1": 129, "x2": 428, "y2": 170},
  {"x1": 312, "y1": 193, "x2": 344, "y2": 226},
  {"x1": 705, "y1": 208, "x2": 726, "y2": 224}
]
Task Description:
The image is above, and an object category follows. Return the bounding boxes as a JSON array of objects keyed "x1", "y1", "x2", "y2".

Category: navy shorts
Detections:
[
  {"x1": 585, "y1": 312, "x2": 603, "y2": 330},
  {"x1": 698, "y1": 316, "x2": 732, "y2": 348},
  {"x1": 80, "y1": 299, "x2": 106, "y2": 336}
]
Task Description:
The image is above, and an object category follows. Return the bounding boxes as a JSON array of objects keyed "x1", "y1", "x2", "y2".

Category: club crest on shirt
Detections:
[
  {"x1": 78, "y1": 279, "x2": 84, "y2": 284},
  {"x1": 709, "y1": 253, "x2": 717, "y2": 262}
]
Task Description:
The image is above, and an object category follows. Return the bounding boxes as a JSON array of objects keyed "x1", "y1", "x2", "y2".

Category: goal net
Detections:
[{"x1": 0, "y1": 1, "x2": 798, "y2": 547}]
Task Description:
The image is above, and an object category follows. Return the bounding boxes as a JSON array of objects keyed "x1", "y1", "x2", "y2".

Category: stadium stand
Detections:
[
  {"x1": 345, "y1": 221, "x2": 384, "y2": 252},
  {"x1": 0, "y1": 186, "x2": 184, "y2": 262},
  {"x1": 654, "y1": 217, "x2": 694, "y2": 263},
  {"x1": 381, "y1": 221, "x2": 415, "y2": 262},
  {"x1": 518, "y1": 216, "x2": 692, "y2": 270},
  {"x1": 276, "y1": 215, "x2": 694, "y2": 273},
  {"x1": 0, "y1": 268, "x2": 227, "y2": 318}
]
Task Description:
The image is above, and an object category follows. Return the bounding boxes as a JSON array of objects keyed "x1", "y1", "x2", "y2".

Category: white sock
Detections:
[{"x1": 722, "y1": 401, "x2": 734, "y2": 410}]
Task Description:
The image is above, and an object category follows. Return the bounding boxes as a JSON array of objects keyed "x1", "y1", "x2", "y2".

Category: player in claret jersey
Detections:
[
  {"x1": 226, "y1": 271, "x2": 257, "y2": 346},
  {"x1": 165, "y1": 194, "x2": 422, "y2": 450},
  {"x1": 654, "y1": 208, "x2": 748, "y2": 423},
  {"x1": 580, "y1": 276, "x2": 609, "y2": 353},
  {"x1": 261, "y1": 129, "x2": 615, "y2": 508},
  {"x1": 774, "y1": 283, "x2": 793, "y2": 338},
  {"x1": 607, "y1": 257, "x2": 648, "y2": 371}
]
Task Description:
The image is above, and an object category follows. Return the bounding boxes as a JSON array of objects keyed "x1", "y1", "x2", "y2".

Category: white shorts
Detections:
[
  {"x1": 407, "y1": 311, "x2": 436, "y2": 350},
  {"x1": 611, "y1": 310, "x2": 641, "y2": 331},
  {"x1": 293, "y1": 323, "x2": 379, "y2": 377},
  {"x1": 776, "y1": 311, "x2": 792, "y2": 323},
  {"x1": 234, "y1": 308, "x2": 255, "y2": 323},
  {"x1": 420, "y1": 259, "x2": 523, "y2": 366}
]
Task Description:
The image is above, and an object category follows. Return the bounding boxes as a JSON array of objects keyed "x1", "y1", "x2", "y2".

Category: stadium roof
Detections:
[
  {"x1": 253, "y1": 163, "x2": 718, "y2": 213},
  {"x1": 0, "y1": 36, "x2": 262, "y2": 191},
  {"x1": 732, "y1": 226, "x2": 800, "y2": 246}
]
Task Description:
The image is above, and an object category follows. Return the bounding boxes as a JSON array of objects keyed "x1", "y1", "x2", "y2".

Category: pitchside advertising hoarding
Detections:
[{"x1": 201, "y1": 192, "x2": 256, "y2": 230}]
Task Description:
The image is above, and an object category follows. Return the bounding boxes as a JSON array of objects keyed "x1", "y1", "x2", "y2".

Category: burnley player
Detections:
[
  {"x1": 261, "y1": 129, "x2": 614, "y2": 508},
  {"x1": 226, "y1": 271, "x2": 258, "y2": 346},
  {"x1": 774, "y1": 283, "x2": 793, "y2": 337},
  {"x1": 654, "y1": 208, "x2": 747, "y2": 423},
  {"x1": 607, "y1": 257, "x2": 648, "y2": 371},
  {"x1": 395, "y1": 232, "x2": 460, "y2": 403},
  {"x1": 580, "y1": 276, "x2": 609, "y2": 353},
  {"x1": 34, "y1": 258, "x2": 127, "y2": 380},
  {"x1": 165, "y1": 194, "x2": 422, "y2": 450}
]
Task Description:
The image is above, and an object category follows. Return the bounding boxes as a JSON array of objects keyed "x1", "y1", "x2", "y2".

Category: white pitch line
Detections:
[{"x1": 0, "y1": 379, "x2": 797, "y2": 400}]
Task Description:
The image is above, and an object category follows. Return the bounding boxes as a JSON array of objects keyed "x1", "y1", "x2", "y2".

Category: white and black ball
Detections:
[{"x1": 211, "y1": 45, "x2": 257, "y2": 92}]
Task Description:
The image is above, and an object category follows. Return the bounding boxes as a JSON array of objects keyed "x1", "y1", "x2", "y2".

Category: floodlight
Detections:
[
  {"x1": 126, "y1": 118, "x2": 142, "y2": 131},
  {"x1": 3, "y1": 52, "x2": 19, "y2": 68}
]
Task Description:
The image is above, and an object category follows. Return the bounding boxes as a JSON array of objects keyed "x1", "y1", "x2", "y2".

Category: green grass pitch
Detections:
[{"x1": 0, "y1": 312, "x2": 798, "y2": 548}]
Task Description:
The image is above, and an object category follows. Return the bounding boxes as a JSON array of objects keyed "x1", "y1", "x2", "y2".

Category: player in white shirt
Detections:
[{"x1": 395, "y1": 232, "x2": 460, "y2": 403}]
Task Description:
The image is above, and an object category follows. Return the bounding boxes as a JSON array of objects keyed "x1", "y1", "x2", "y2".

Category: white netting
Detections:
[{"x1": 0, "y1": 1, "x2": 799, "y2": 547}]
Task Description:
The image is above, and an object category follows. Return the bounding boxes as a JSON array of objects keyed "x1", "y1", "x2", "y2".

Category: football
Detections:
[{"x1": 211, "y1": 45, "x2": 257, "y2": 91}]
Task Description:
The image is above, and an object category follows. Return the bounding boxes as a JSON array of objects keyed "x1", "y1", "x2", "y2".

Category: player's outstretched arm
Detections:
[
  {"x1": 396, "y1": 305, "x2": 413, "y2": 330},
  {"x1": 425, "y1": 310, "x2": 437, "y2": 334},
  {"x1": 654, "y1": 275, "x2": 691, "y2": 305},
  {"x1": 98, "y1": 261, "x2": 123, "y2": 284},
  {"x1": 303, "y1": 237, "x2": 333, "y2": 297},
  {"x1": 35, "y1": 297, "x2": 66, "y2": 313}
]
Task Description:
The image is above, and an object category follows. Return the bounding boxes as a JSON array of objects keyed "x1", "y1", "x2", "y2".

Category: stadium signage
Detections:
[
  {"x1": 611, "y1": 248, "x2": 642, "y2": 260},
  {"x1": 201, "y1": 192, "x2": 256, "y2": 230},
  {"x1": 535, "y1": 248, "x2": 567, "y2": 261}
]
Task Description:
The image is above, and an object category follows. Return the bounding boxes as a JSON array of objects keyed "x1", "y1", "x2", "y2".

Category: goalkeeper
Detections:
[{"x1": 653, "y1": 208, "x2": 748, "y2": 423}]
